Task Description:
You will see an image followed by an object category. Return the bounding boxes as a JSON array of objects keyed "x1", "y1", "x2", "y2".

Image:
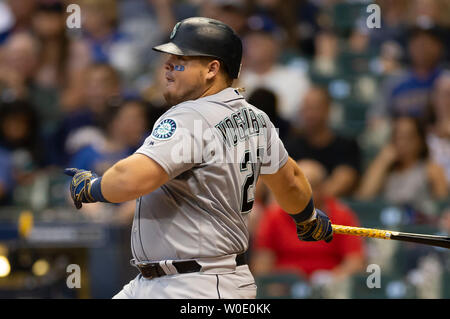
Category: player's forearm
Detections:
[
  {"x1": 262, "y1": 157, "x2": 313, "y2": 215},
  {"x1": 101, "y1": 162, "x2": 141, "y2": 203},
  {"x1": 101, "y1": 154, "x2": 169, "y2": 203},
  {"x1": 279, "y1": 165, "x2": 313, "y2": 215}
]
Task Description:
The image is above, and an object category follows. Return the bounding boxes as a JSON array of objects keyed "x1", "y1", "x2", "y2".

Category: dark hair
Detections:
[
  {"x1": 0, "y1": 100, "x2": 42, "y2": 164},
  {"x1": 198, "y1": 56, "x2": 233, "y2": 85},
  {"x1": 408, "y1": 25, "x2": 444, "y2": 45},
  {"x1": 99, "y1": 99, "x2": 148, "y2": 134},
  {"x1": 36, "y1": 1, "x2": 64, "y2": 13},
  {"x1": 87, "y1": 63, "x2": 121, "y2": 87},
  {"x1": 248, "y1": 87, "x2": 278, "y2": 120},
  {"x1": 0, "y1": 100, "x2": 40, "y2": 141}
]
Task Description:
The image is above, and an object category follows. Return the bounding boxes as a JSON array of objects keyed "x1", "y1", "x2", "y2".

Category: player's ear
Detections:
[{"x1": 205, "y1": 59, "x2": 221, "y2": 80}]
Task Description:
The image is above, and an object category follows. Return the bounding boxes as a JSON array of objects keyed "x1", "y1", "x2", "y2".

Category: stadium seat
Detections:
[
  {"x1": 331, "y1": 3, "x2": 368, "y2": 35},
  {"x1": 338, "y1": 51, "x2": 376, "y2": 75},
  {"x1": 340, "y1": 199, "x2": 404, "y2": 228},
  {"x1": 47, "y1": 170, "x2": 70, "y2": 207},
  {"x1": 350, "y1": 273, "x2": 415, "y2": 299},
  {"x1": 443, "y1": 272, "x2": 450, "y2": 298},
  {"x1": 338, "y1": 100, "x2": 369, "y2": 137}
]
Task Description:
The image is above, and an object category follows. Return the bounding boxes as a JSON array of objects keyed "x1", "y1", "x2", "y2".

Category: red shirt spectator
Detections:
[{"x1": 253, "y1": 197, "x2": 364, "y2": 277}]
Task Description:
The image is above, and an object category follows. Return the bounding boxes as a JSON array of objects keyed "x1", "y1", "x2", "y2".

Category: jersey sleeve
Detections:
[
  {"x1": 135, "y1": 104, "x2": 205, "y2": 179},
  {"x1": 260, "y1": 113, "x2": 289, "y2": 175}
]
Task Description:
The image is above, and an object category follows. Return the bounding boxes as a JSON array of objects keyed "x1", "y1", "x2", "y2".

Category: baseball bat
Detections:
[{"x1": 332, "y1": 224, "x2": 450, "y2": 249}]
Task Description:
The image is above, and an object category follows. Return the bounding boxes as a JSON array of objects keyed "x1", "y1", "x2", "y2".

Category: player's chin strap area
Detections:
[{"x1": 130, "y1": 253, "x2": 247, "y2": 280}]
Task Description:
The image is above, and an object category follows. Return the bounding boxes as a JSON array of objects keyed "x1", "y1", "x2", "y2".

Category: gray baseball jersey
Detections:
[{"x1": 131, "y1": 87, "x2": 288, "y2": 262}]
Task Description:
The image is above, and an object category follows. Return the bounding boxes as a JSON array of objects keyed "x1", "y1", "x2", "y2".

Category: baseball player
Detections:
[{"x1": 64, "y1": 17, "x2": 333, "y2": 299}]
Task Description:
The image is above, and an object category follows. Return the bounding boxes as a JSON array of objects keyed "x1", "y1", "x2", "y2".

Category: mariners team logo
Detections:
[{"x1": 152, "y1": 118, "x2": 177, "y2": 140}]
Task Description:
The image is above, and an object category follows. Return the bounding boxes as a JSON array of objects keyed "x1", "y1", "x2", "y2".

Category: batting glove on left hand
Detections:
[
  {"x1": 296, "y1": 209, "x2": 333, "y2": 243},
  {"x1": 64, "y1": 168, "x2": 99, "y2": 209}
]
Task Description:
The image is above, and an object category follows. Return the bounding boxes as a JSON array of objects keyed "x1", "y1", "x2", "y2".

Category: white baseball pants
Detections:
[{"x1": 113, "y1": 264, "x2": 257, "y2": 299}]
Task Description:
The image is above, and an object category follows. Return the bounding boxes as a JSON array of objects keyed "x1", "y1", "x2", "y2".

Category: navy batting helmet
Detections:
[{"x1": 152, "y1": 17, "x2": 243, "y2": 79}]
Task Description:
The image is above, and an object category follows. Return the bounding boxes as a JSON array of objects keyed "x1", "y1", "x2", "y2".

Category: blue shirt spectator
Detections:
[
  {"x1": 69, "y1": 144, "x2": 134, "y2": 175},
  {"x1": 369, "y1": 25, "x2": 445, "y2": 121},
  {"x1": 68, "y1": 99, "x2": 149, "y2": 175},
  {"x1": 389, "y1": 67, "x2": 442, "y2": 117}
]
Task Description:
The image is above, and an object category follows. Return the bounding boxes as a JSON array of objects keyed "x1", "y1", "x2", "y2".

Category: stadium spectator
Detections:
[
  {"x1": 368, "y1": 0, "x2": 409, "y2": 50},
  {"x1": 246, "y1": 0, "x2": 298, "y2": 47},
  {"x1": 368, "y1": 25, "x2": 444, "y2": 121},
  {"x1": 310, "y1": 30, "x2": 339, "y2": 77},
  {"x1": 291, "y1": 0, "x2": 321, "y2": 57},
  {"x1": 373, "y1": 40, "x2": 404, "y2": 76},
  {"x1": 285, "y1": 87, "x2": 361, "y2": 197},
  {"x1": 140, "y1": 58, "x2": 172, "y2": 127},
  {"x1": 69, "y1": 100, "x2": 148, "y2": 175},
  {"x1": 251, "y1": 159, "x2": 365, "y2": 280},
  {"x1": 0, "y1": 100, "x2": 43, "y2": 185},
  {"x1": 68, "y1": 0, "x2": 138, "y2": 80},
  {"x1": 52, "y1": 63, "x2": 122, "y2": 166},
  {"x1": 79, "y1": 0, "x2": 124, "y2": 63},
  {"x1": 0, "y1": 32, "x2": 38, "y2": 102},
  {"x1": 3, "y1": 0, "x2": 36, "y2": 35},
  {"x1": 31, "y1": 1, "x2": 68, "y2": 90},
  {"x1": 425, "y1": 71, "x2": 450, "y2": 187},
  {"x1": 408, "y1": 0, "x2": 450, "y2": 29},
  {"x1": 0, "y1": 31, "x2": 60, "y2": 134},
  {"x1": 200, "y1": 0, "x2": 249, "y2": 36},
  {"x1": 238, "y1": 30, "x2": 310, "y2": 120},
  {"x1": 0, "y1": 1, "x2": 15, "y2": 45},
  {"x1": 247, "y1": 88, "x2": 290, "y2": 143},
  {"x1": 115, "y1": 0, "x2": 178, "y2": 86},
  {"x1": 357, "y1": 117, "x2": 448, "y2": 206},
  {"x1": 0, "y1": 147, "x2": 14, "y2": 205}
]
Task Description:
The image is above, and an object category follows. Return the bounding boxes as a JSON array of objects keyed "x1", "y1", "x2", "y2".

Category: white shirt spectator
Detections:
[
  {"x1": 427, "y1": 133, "x2": 450, "y2": 185},
  {"x1": 239, "y1": 65, "x2": 310, "y2": 120}
]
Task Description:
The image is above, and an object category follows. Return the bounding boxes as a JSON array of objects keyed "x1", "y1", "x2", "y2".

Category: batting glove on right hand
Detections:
[{"x1": 296, "y1": 209, "x2": 333, "y2": 243}]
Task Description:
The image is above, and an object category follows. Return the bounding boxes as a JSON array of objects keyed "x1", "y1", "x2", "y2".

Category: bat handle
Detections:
[{"x1": 332, "y1": 224, "x2": 393, "y2": 240}]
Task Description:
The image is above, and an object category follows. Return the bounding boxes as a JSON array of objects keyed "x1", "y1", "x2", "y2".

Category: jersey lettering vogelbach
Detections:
[{"x1": 132, "y1": 88, "x2": 288, "y2": 261}]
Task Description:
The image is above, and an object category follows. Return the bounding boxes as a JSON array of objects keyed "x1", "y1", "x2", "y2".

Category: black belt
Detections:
[{"x1": 133, "y1": 253, "x2": 247, "y2": 280}]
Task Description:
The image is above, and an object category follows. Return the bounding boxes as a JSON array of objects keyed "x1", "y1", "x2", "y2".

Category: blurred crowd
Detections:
[{"x1": 0, "y1": 0, "x2": 449, "y2": 298}]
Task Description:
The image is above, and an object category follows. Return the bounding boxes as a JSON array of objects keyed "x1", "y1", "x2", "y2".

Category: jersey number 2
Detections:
[{"x1": 240, "y1": 149, "x2": 262, "y2": 214}]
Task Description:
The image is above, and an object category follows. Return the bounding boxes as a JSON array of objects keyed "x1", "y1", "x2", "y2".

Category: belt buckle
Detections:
[{"x1": 137, "y1": 262, "x2": 164, "y2": 279}]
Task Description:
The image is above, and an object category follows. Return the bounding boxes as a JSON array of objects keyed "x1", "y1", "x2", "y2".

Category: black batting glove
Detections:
[{"x1": 296, "y1": 209, "x2": 333, "y2": 243}]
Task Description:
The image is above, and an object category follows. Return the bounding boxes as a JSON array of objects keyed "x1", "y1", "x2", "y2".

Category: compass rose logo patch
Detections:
[{"x1": 152, "y1": 118, "x2": 177, "y2": 140}]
